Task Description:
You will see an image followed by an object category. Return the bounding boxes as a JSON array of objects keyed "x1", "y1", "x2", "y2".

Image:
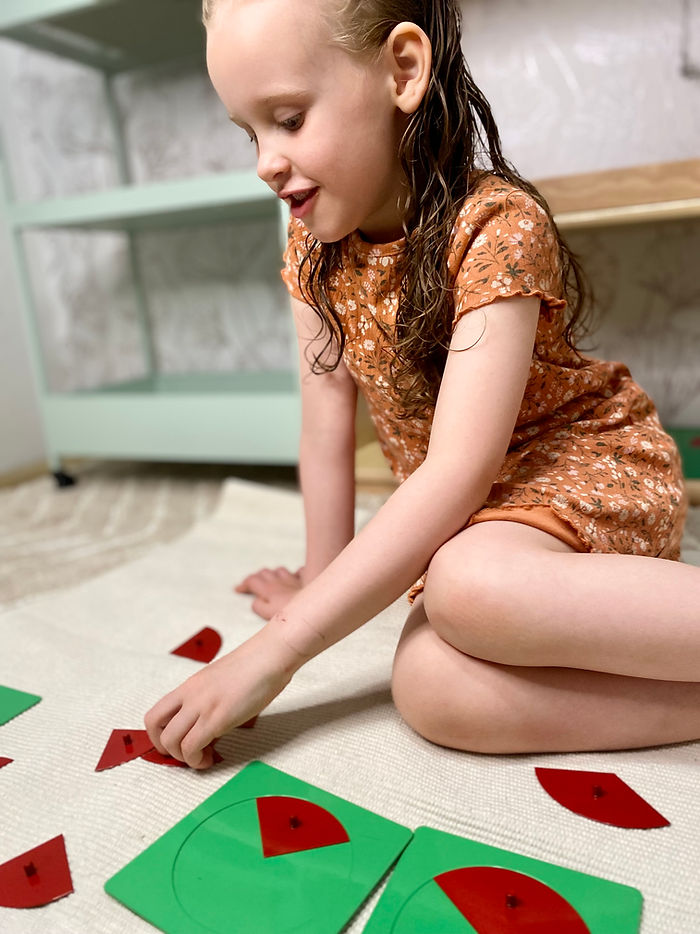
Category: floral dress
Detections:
[{"x1": 281, "y1": 174, "x2": 687, "y2": 594}]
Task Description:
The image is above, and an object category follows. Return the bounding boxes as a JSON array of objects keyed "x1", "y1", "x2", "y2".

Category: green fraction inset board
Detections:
[
  {"x1": 364, "y1": 826, "x2": 643, "y2": 933},
  {"x1": 105, "y1": 760, "x2": 412, "y2": 934},
  {"x1": 0, "y1": 684, "x2": 41, "y2": 727}
]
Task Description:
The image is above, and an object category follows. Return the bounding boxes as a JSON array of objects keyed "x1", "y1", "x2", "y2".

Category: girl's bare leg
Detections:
[
  {"x1": 392, "y1": 595, "x2": 700, "y2": 753},
  {"x1": 421, "y1": 521, "x2": 700, "y2": 682}
]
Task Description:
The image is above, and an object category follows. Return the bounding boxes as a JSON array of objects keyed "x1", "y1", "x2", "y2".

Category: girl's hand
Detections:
[
  {"x1": 144, "y1": 625, "x2": 301, "y2": 769},
  {"x1": 235, "y1": 566, "x2": 305, "y2": 620}
]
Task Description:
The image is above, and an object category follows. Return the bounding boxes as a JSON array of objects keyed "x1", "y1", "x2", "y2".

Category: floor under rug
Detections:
[{"x1": 1, "y1": 476, "x2": 699, "y2": 933}]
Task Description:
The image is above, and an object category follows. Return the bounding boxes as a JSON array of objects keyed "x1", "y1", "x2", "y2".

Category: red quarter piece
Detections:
[
  {"x1": 170, "y1": 627, "x2": 222, "y2": 663},
  {"x1": 95, "y1": 729, "x2": 155, "y2": 771},
  {"x1": 0, "y1": 757, "x2": 12, "y2": 769},
  {"x1": 434, "y1": 866, "x2": 591, "y2": 934},
  {"x1": 141, "y1": 747, "x2": 223, "y2": 767},
  {"x1": 535, "y1": 767, "x2": 670, "y2": 829},
  {"x1": 256, "y1": 796, "x2": 350, "y2": 858},
  {"x1": 0, "y1": 835, "x2": 73, "y2": 908}
]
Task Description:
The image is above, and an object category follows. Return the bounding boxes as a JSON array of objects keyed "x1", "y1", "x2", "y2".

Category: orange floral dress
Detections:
[{"x1": 281, "y1": 174, "x2": 687, "y2": 595}]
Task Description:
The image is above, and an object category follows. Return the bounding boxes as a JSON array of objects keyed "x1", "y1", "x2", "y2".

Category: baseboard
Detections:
[
  {"x1": 3, "y1": 453, "x2": 698, "y2": 505},
  {"x1": 0, "y1": 460, "x2": 49, "y2": 488}
]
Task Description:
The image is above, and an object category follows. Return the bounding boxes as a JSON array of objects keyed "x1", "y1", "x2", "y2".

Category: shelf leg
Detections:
[{"x1": 52, "y1": 469, "x2": 77, "y2": 489}]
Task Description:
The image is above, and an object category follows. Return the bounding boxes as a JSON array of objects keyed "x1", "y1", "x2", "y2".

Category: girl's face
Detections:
[{"x1": 206, "y1": 0, "x2": 408, "y2": 243}]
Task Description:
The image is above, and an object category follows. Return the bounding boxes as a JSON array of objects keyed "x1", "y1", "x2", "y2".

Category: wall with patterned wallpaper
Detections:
[{"x1": 0, "y1": 0, "x2": 698, "y2": 471}]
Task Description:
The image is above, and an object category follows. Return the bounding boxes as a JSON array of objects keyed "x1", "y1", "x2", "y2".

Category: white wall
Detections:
[{"x1": 460, "y1": 0, "x2": 700, "y2": 178}]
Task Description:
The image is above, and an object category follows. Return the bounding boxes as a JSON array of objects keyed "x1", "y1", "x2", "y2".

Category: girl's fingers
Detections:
[
  {"x1": 251, "y1": 596, "x2": 273, "y2": 620},
  {"x1": 181, "y1": 721, "x2": 219, "y2": 770},
  {"x1": 158, "y1": 706, "x2": 200, "y2": 763},
  {"x1": 235, "y1": 568, "x2": 280, "y2": 594},
  {"x1": 144, "y1": 693, "x2": 183, "y2": 753}
]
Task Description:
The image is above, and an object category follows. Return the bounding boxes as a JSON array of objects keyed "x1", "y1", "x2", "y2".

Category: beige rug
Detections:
[{"x1": 1, "y1": 477, "x2": 700, "y2": 933}]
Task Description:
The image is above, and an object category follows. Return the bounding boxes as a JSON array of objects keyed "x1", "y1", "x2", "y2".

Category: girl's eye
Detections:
[{"x1": 279, "y1": 113, "x2": 304, "y2": 132}]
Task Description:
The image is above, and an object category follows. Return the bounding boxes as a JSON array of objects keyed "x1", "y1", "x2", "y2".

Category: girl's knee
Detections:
[
  {"x1": 422, "y1": 535, "x2": 510, "y2": 652},
  {"x1": 391, "y1": 619, "x2": 512, "y2": 753}
]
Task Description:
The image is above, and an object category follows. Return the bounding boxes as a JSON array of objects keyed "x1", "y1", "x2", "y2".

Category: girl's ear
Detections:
[{"x1": 386, "y1": 22, "x2": 432, "y2": 114}]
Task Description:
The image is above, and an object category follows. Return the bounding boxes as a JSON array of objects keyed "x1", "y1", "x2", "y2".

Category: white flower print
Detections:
[{"x1": 282, "y1": 181, "x2": 685, "y2": 578}]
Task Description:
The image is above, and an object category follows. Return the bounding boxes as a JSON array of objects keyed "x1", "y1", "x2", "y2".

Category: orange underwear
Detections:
[
  {"x1": 467, "y1": 504, "x2": 588, "y2": 553},
  {"x1": 407, "y1": 505, "x2": 587, "y2": 603}
]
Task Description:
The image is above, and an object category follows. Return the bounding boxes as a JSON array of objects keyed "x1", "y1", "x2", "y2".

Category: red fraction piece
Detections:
[
  {"x1": 140, "y1": 747, "x2": 223, "y2": 767},
  {"x1": 170, "y1": 627, "x2": 222, "y2": 664},
  {"x1": 434, "y1": 866, "x2": 591, "y2": 934},
  {"x1": 535, "y1": 767, "x2": 670, "y2": 829},
  {"x1": 238, "y1": 715, "x2": 258, "y2": 729},
  {"x1": 256, "y1": 795, "x2": 350, "y2": 858},
  {"x1": 0, "y1": 835, "x2": 73, "y2": 908},
  {"x1": 95, "y1": 729, "x2": 155, "y2": 771},
  {"x1": 0, "y1": 757, "x2": 12, "y2": 769}
]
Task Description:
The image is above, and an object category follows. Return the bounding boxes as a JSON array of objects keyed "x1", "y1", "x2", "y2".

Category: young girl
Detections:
[{"x1": 145, "y1": 0, "x2": 700, "y2": 769}]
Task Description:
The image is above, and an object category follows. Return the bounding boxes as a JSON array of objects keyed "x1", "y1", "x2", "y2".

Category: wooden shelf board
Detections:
[
  {"x1": 537, "y1": 158, "x2": 700, "y2": 229},
  {"x1": 555, "y1": 197, "x2": 700, "y2": 230}
]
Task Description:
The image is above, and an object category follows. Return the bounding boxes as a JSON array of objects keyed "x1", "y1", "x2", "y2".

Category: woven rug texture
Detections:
[{"x1": 0, "y1": 476, "x2": 699, "y2": 933}]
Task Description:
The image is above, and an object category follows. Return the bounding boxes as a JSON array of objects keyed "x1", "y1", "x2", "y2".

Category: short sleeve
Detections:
[
  {"x1": 451, "y1": 186, "x2": 568, "y2": 328},
  {"x1": 281, "y1": 215, "x2": 312, "y2": 303}
]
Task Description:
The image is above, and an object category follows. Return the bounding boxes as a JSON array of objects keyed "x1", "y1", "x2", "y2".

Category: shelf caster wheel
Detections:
[{"x1": 52, "y1": 470, "x2": 77, "y2": 489}]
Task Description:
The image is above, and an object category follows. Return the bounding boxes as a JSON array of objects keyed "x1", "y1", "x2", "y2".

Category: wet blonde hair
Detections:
[{"x1": 203, "y1": 0, "x2": 592, "y2": 419}]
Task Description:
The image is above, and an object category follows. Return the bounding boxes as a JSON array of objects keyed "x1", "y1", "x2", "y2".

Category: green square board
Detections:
[
  {"x1": 105, "y1": 760, "x2": 412, "y2": 934},
  {"x1": 0, "y1": 684, "x2": 41, "y2": 726},
  {"x1": 364, "y1": 826, "x2": 643, "y2": 933}
]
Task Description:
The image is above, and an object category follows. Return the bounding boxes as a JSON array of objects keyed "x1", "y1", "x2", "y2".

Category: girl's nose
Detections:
[{"x1": 257, "y1": 146, "x2": 291, "y2": 188}]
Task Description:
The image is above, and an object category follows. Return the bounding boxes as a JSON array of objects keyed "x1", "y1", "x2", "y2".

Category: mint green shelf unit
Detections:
[{"x1": 0, "y1": 0, "x2": 301, "y2": 476}]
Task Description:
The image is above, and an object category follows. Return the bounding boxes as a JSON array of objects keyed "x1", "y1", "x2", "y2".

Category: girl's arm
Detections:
[
  {"x1": 294, "y1": 296, "x2": 358, "y2": 582},
  {"x1": 145, "y1": 295, "x2": 540, "y2": 767},
  {"x1": 268, "y1": 294, "x2": 541, "y2": 659},
  {"x1": 235, "y1": 296, "x2": 357, "y2": 615}
]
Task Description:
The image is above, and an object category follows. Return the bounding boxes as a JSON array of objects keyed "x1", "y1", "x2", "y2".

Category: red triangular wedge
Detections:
[
  {"x1": 434, "y1": 866, "x2": 591, "y2": 934},
  {"x1": 140, "y1": 747, "x2": 223, "y2": 767},
  {"x1": 535, "y1": 767, "x2": 670, "y2": 829},
  {"x1": 170, "y1": 627, "x2": 222, "y2": 663},
  {"x1": 256, "y1": 795, "x2": 350, "y2": 858},
  {"x1": 140, "y1": 748, "x2": 188, "y2": 768},
  {"x1": 0, "y1": 835, "x2": 73, "y2": 908},
  {"x1": 0, "y1": 757, "x2": 12, "y2": 769},
  {"x1": 95, "y1": 729, "x2": 155, "y2": 771}
]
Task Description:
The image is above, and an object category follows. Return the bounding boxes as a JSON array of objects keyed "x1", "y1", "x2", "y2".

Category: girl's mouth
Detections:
[{"x1": 286, "y1": 188, "x2": 319, "y2": 219}]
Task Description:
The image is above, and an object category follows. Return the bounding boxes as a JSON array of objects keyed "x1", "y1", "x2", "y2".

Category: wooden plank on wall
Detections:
[{"x1": 535, "y1": 158, "x2": 700, "y2": 215}]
